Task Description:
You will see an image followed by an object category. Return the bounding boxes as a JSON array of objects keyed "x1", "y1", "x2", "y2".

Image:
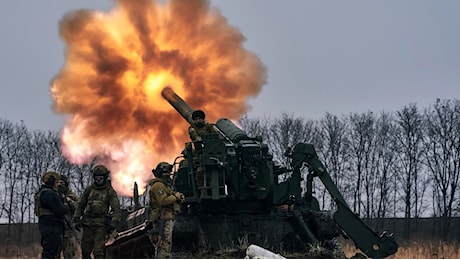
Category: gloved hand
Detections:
[
  {"x1": 65, "y1": 196, "x2": 75, "y2": 204},
  {"x1": 175, "y1": 192, "x2": 185, "y2": 203}
]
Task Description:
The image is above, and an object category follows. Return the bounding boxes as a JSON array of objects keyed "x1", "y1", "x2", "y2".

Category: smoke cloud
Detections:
[{"x1": 50, "y1": 0, "x2": 267, "y2": 195}]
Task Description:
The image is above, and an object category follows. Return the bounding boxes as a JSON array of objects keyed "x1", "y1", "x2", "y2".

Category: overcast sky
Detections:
[{"x1": 1, "y1": 0, "x2": 459, "y2": 131}]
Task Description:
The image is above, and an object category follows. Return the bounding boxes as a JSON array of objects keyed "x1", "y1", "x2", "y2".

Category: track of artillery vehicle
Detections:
[{"x1": 105, "y1": 87, "x2": 398, "y2": 258}]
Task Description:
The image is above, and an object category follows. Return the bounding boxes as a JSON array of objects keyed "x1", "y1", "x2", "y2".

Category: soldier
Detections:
[
  {"x1": 58, "y1": 174, "x2": 79, "y2": 259},
  {"x1": 188, "y1": 109, "x2": 217, "y2": 142},
  {"x1": 188, "y1": 110, "x2": 217, "y2": 194},
  {"x1": 73, "y1": 165, "x2": 121, "y2": 259},
  {"x1": 149, "y1": 162, "x2": 185, "y2": 258},
  {"x1": 35, "y1": 171, "x2": 69, "y2": 259}
]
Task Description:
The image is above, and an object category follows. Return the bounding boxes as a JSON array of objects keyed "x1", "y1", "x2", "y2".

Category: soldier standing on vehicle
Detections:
[
  {"x1": 188, "y1": 110, "x2": 217, "y2": 195},
  {"x1": 73, "y1": 165, "x2": 121, "y2": 259},
  {"x1": 149, "y1": 162, "x2": 185, "y2": 259},
  {"x1": 35, "y1": 171, "x2": 69, "y2": 259},
  {"x1": 58, "y1": 174, "x2": 80, "y2": 258}
]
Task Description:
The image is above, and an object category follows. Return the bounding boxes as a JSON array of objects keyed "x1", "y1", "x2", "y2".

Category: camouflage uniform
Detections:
[
  {"x1": 149, "y1": 163, "x2": 184, "y2": 259},
  {"x1": 188, "y1": 120, "x2": 217, "y2": 189},
  {"x1": 73, "y1": 165, "x2": 121, "y2": 259},
  {"x1": 188, "y1": 121, "x2": 217, "y2": 143},
  {"x1": 59, "y1": 182, "x2": 79, "y2": 259}
]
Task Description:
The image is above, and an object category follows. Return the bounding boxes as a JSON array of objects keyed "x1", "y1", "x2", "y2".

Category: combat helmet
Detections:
[
  {"x1": 42, "y1": 171, "x2": 61, "y2": 187},
  {"x1": 152, "y1": 162, "x2": 173, "y2": 178},
  {"x1": 91, "y1": 164, "x2": 110, "y2": 186}
]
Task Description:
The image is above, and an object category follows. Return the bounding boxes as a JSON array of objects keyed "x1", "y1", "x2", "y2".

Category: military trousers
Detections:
[
  {"x1": 192, "y1": 153, "x2": 205, "y2": 189},
  {"x1": 149, "y1": 219, "x2": 175, "y2": 259},
  {"x1": 39, "y1": 223, "x2": 64, "y2": 259},
  {"x1": 62, "y1": 228, "x2": 78, "y2": 258},
  {"x1": 81, "y1": 224, "x2": 107, "y2": 259}
]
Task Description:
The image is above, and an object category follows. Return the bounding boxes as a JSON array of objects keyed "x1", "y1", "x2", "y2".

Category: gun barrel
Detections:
[
  {"x1": 216, "y1": 118, "x2": 248, "y2": 143},
  {"x1": 161, "y1": 86, "x2": 250, "y2": 143},
  {"x1": 161, "y1": 87, "x2": 195, "y2": 125}
]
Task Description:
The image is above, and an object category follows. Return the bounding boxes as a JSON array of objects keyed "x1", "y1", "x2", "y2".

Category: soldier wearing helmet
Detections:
[
  {"x1": 148, "y1": 162, "x2": 185, "y2": 258},
  {"x1": 188, "y1": 110, "x2": 218, "y2": 195},
  {"x1": 73, "y1": 165, "x2": 121, "y2": 259},
  {"x1": 57, "y1": 175, "x2": 79, "y2": 259},
  {"x1": 34, "y1": 171, "x2": 69, "y2": 258}
]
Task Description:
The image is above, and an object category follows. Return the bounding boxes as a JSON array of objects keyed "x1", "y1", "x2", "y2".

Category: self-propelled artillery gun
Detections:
[{"x1": 105, "y1": 87, "x2": 398, "y2": 258}]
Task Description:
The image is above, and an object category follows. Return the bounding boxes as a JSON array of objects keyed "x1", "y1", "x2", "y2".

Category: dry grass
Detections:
[
  {"x1": 1, "y1": 239, "x2": 460, "y2": 259},
  {"x1": 340, "y1": 238, "x2": 460, "y2": 259},
  {"x1": 392, "y1": 239, "x2": 460, "y2": 259},
  {"x1": 1, "y1": 242, "x2": 41, "y2": 259}
]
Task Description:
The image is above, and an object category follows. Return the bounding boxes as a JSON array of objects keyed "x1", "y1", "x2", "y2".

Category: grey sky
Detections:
[{"x1": 1, "y1": 0, "x2": 459, "y2": 131}]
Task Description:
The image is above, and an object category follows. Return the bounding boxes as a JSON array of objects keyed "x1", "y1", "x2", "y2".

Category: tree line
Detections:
[
  {"x1": 1, "y1": 98, "x2": 459, "y2": 239},
  {"x1": 240, "y1": 98, "x2": 460, "y2": 238}
]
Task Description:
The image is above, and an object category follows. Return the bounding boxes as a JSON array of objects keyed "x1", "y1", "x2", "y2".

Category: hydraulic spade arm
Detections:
[{"x1": 288, "y1": 143, "x2": 398, "y2": 258}]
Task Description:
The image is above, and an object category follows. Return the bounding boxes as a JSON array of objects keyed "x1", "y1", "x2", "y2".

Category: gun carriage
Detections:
[{"x1": 105, "y1": 87, "x2": 398, "y2": 258}]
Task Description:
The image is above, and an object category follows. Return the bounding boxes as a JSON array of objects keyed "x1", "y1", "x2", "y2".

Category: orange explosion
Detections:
[{"x1": 49, "y1": 0, "x2": 267, "y2": 196}]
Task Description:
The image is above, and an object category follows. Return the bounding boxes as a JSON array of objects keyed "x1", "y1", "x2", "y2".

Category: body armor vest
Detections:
[
  {"x1": 84, "y1": 187, "x2": 112, "y2": 217},
  {"x1": 34, "y1": 187, "x2": 55, "y2": 217}
]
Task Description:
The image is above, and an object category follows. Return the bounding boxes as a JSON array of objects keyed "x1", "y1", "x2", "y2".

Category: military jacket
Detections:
[
  {"x1": 188, "y1": 121, "x2": 217, "y2": 142},
  {"x1": 62, "y1": 188, "x2": 79, "y2": 216},
  {"x1": 74, "y1": 182, "x2": 121, "y2": 227},
  {"x1": 149, "y1": 179, "x2": 181, "y2": 221}
]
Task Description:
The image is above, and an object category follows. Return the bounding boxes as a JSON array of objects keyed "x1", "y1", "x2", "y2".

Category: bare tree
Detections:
[
  {"x1": 268, "y1": 112, "x2": 319, "y2": 167},
  {"x1": 239, "y1": 115, "x2": 272, "y2": 142},
  {"x1": 373, "y1": 112, "x2": 399, "y2": 220},
  {"x1": 394, "y1": 103, "x2": 426, "y2": 239},
  {"x1": 40, "y1": 131, "x2": 92, "y2": 195},
  {"x1": 0, "y1": 121, "x2": 32, "y2": 241},
  {"x1": 423, "y1": 99, "x2": 460, "y2": 234},
  {"x1": 318, "y1": 113, "x2": 352, "y2": 209},
  {"x1": 72, "y1": 162, "x2": 96, "y2": 201},
  {"x1": 0, "y1": 120, "x2": 7, "y2": 220},
  {"x1": 27, "y1": 130, "x2": 76, "y2": 220},
  {"x1": 347, "y1": 111, "x2": 378, "y2": 218},
  {"x1": 0, "y1": 119, "x2": 15, "y2": 222}
]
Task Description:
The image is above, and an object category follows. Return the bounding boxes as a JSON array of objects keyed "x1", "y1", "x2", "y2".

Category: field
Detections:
[
  {"x1": 340, "y1": 238, "x2": 460, "y2": 259},
  {"x1": 2, "y1": 238, "x2": 460, "y2": 259}
]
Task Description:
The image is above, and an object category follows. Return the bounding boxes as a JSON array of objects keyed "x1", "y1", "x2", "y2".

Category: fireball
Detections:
[{"x1": 50, "y1": 0, "x2": 266, "y2": 196}]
